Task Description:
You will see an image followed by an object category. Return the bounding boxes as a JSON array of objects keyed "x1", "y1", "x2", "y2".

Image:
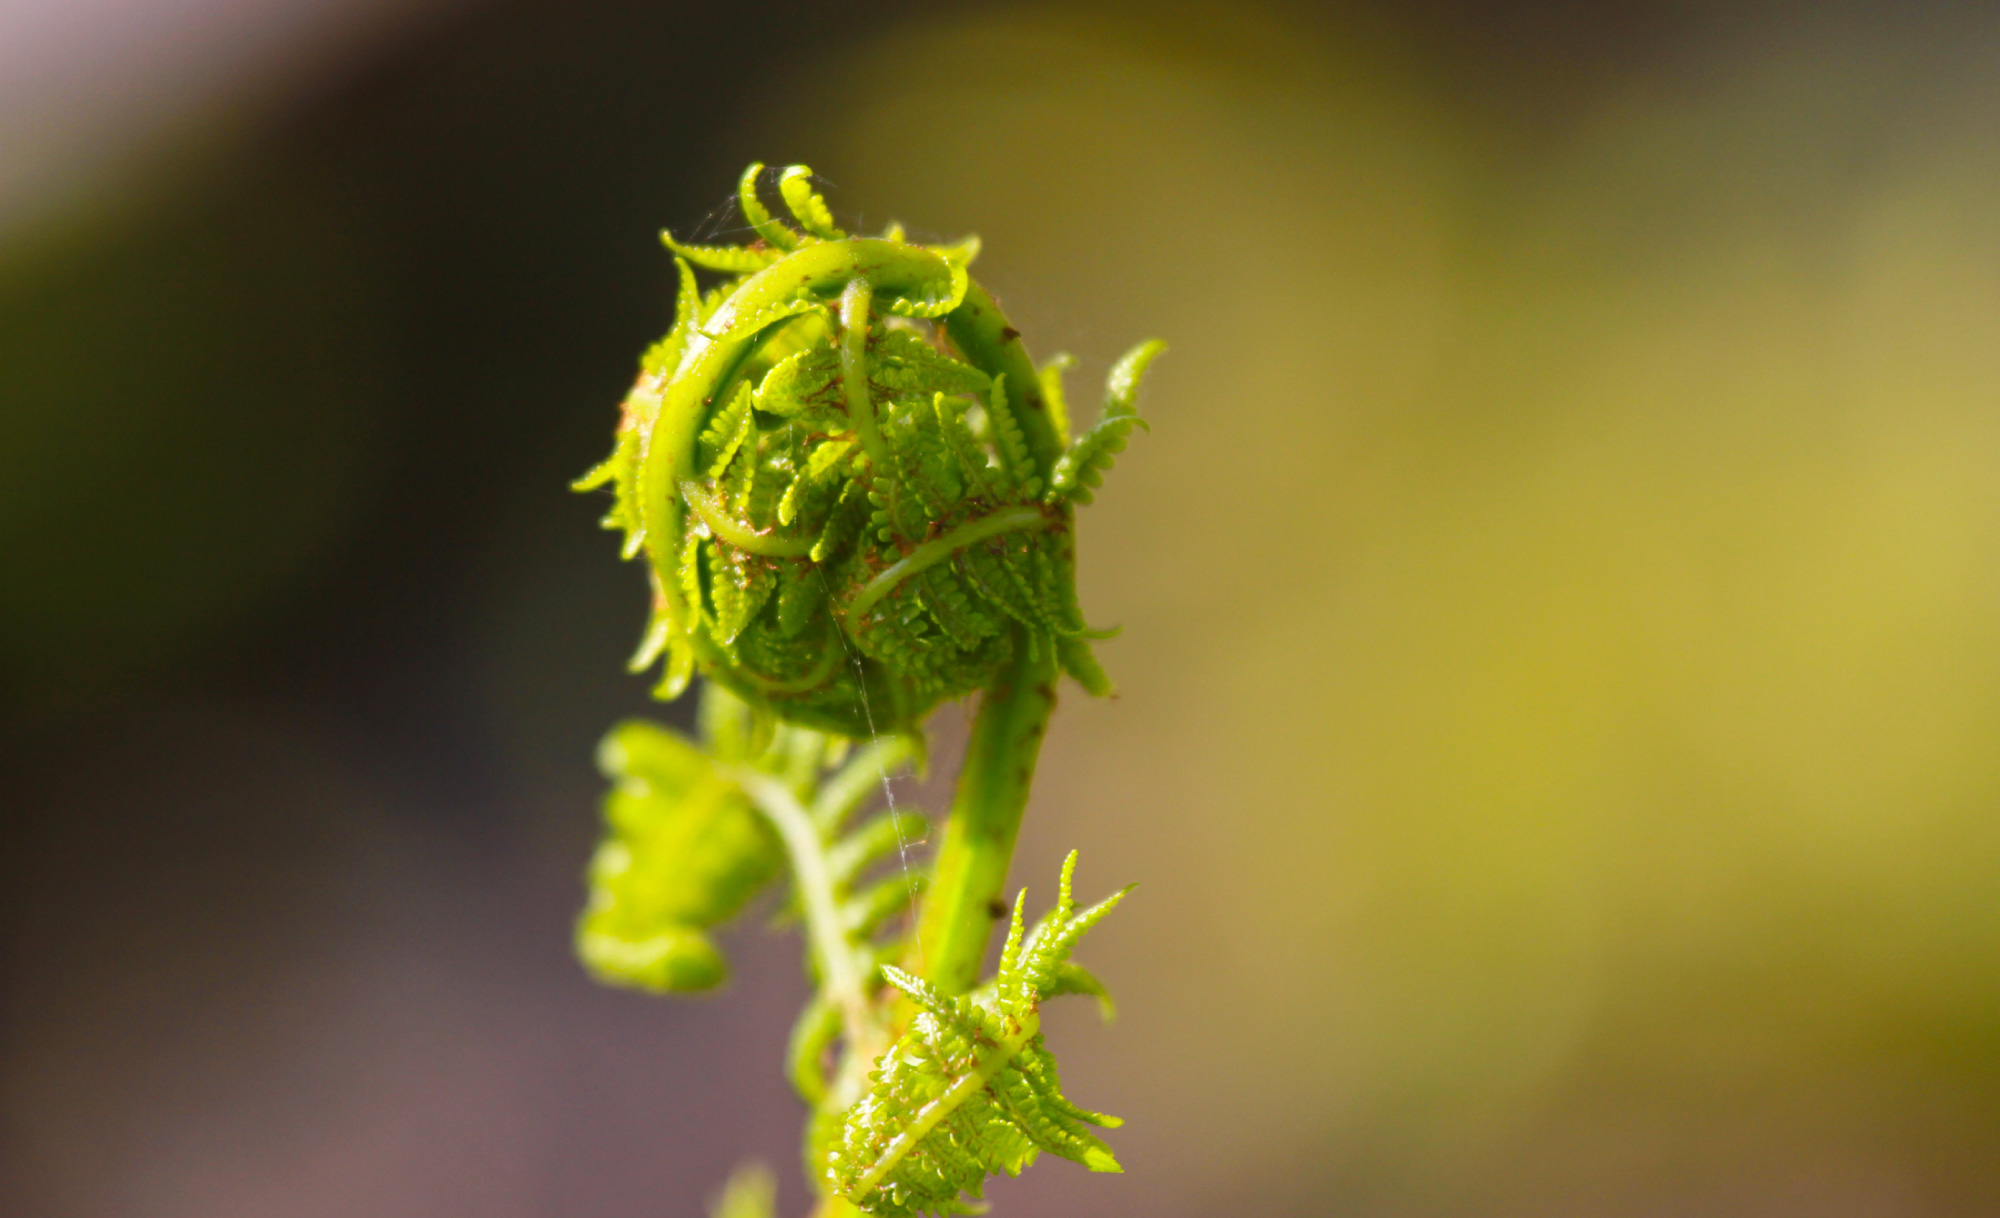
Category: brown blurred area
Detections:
[{"x1": 7, "y1": 1, "x2": 2000, "y2": 1215}]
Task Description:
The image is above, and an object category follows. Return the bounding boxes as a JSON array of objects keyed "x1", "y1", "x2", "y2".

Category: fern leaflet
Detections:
[
  {"x1": 1047, "y1": 339, "x2": 1165, "y2": 506},
  {"x1": 829, "y1": 853, "x2": 1129, "y2": 1216}
]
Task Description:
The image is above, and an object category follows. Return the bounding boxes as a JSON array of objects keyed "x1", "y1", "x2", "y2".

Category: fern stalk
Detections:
[
  {"x1": 735, "y1": 769, "x2": 875, "y2": 1043},
  {"x1": 911, "y1": 276, "x2": 1070, "y2": 996},
  {"x1": 913, "y1": 630, "x2": 1058, "y2": 994}
]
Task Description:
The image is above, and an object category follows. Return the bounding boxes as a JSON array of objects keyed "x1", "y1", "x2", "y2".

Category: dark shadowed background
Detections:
[{"x1": 8, "y1": 1, "x2": 2000, "y2": 1215}]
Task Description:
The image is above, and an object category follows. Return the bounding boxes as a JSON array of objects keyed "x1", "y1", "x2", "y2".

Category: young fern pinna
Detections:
[{"x1": 573, "y1": 163, "x2": 1163, "y2": 1217}]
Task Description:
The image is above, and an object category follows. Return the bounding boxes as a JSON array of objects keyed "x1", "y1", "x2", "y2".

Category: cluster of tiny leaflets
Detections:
[
  {"x1": 689, "y1": 314, "x2": 1073, "y2": 725},
  {"x1": 828, "y1": 854, "x2": 1129, "y2": 1217},
  {"x1": 576, "y1": 164, "x2": 1162, "y2": 738}
]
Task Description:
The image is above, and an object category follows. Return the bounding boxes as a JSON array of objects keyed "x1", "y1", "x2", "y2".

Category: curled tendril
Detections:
[{"x1": 576, "y1": 162, "x2": 1165, "y2": 737}]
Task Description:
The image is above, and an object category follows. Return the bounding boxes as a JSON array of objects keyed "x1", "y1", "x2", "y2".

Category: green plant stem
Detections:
[
  {"x1": 912, "y1": 627, "x2": 1060, "y2": 994},
  {"x1": 904, "y1": 281, "x2": 1070, "y2": 997},
  {"x1": 838, "y1": 278, "x2": 892, "y2": 470},
  {"x1": 944, "y1": 280, "x2": 1065, "y2": 472},
  {"x1": 734, "y1": 770, "x2": 871, "y2": 1042}
]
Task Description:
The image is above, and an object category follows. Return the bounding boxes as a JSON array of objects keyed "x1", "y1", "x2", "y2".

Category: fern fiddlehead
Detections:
[{"x1": 574, "y1": 164, "x2": 1162, "y2": 1217}]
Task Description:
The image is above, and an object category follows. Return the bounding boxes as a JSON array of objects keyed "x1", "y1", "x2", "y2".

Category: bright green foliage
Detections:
[
  {"x1": 573, "y1": 164, "x2": 1162, "y2": 1218},
  {"x1": 1047, "y1": 340, "x2": 1165, "y2": 506},
  {"x1": 576, "y1": 163, "x2": 1163, "y2": 738},
  {"x1": 580, "y1": 683, "x2": 923, "y2": 1000},
  {"x1": 576, "y1": 717, "x2": 782, "y2": 992},
  {"x1": 576, "y1": 682, "x2": 1132, "y2": 1218},
  {"x1": 829, "y1": 852, "x2": 1129, "y2": 1216}
]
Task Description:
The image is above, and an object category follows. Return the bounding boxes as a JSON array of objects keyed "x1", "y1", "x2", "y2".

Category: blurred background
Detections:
[{"x1": 6, "y1": 0, "x2": 2000, "y2": 1214}]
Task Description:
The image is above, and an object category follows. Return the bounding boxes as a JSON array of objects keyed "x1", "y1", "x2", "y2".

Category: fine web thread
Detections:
[{"x1": 815, "y1": 565, "x2": 926, "y2": 974}]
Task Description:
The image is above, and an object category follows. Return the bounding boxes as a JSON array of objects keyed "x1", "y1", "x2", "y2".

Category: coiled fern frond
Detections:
[{"x1": 575, "y1": 163, "x2": 1164, "y2": 737}]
